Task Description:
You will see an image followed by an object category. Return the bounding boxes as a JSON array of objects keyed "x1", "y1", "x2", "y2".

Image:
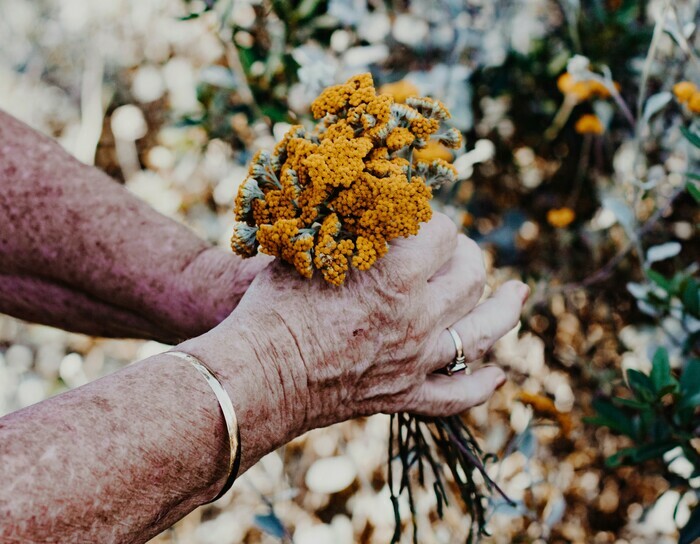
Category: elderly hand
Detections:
[{"x1": 181, "y1": 212, "x2": 528, "y2": 471}]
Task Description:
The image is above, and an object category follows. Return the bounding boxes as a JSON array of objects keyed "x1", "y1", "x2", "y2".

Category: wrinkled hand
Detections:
[
  {"x1": 182, "y1": 213, "x2": 528, "y2": 469},
  {"x1": 245, "y1": 212, "x2": 527, "y2": 425}
]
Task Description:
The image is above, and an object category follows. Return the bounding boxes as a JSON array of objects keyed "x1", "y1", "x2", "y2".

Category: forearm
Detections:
[
  {"x1": 0, "y1": 273, "x2": 172, "y2": 340},
  {"x1": 0, "y1": 110, "x2": 263, "y2": 342},
  {"x1": 0, "y1": 329, "x2": 286, "y2": 543}
]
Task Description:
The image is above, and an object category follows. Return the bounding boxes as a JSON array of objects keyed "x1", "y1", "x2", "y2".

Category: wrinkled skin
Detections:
[
  {"x1": 182, "y1": 213, "x2": 529, "y2": 471},
  {"x1": 0, "y1": 110, "x2": 271, "y2": 343}
]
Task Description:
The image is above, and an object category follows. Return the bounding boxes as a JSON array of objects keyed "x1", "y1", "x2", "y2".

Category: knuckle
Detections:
[
  {"x1": 371, "y1": 255, "x2": 412, "y2": 287},
  {"x1": 464, "y1": 269, "x2": 486, "y2": 306},
  {"x1": 462, "y1": 235, "x2": 481, "y2": 257},
  {"x1": 474, "y1": 336, "x2": 492, "y2": 359},
  {"x1": 431, "y1": 212, "x2": 458, "y2": 241},
  {"x1": 465, "y1": 323, "x2": 491, "y2": 359}
]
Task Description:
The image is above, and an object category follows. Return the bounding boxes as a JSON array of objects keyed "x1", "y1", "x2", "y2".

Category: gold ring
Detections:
[{"x1": 445, "y1": 326, "x2": 470, "y2": 375}]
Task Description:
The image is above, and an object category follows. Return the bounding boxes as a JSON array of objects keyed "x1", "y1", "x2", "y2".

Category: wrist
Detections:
[
  {"x1": 163, "y1": 248, "x2": 272, "y2": 342},
  {"x1": 176, "y1": 315, "x2": 307, "y2": 473}
]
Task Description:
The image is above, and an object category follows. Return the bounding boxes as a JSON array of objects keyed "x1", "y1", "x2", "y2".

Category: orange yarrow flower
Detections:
[
  {"x1": 557, "y1": 72, "x2": 617, "y2": 103},
  {"x1": 575, "y1": 114, "x2": 604, "y2": 135},
  {"x1": 231, "y1": 73, "x2": 461, "y2": 285},
  {"x1": 547, "y1": 207, "x2": 576, "y2": 228},
  {"x1": 689, "y1": 92, "x2": 700, "y2": 114},
  {"x1": 673, "y1": 81, "x2": 698, "y2": 103}
]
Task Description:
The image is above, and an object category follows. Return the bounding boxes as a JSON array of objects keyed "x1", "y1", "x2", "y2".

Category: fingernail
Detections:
[{"x1": 495, "y1": 374, "x2": 507, "y2": 389}]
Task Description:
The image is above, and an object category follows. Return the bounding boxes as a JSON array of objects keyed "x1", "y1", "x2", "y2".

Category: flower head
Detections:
[
  {"x1": 230, "y1": 222, "x2": 259, "y2": 258},
  {"x1": 689, "y1": 92, "x2": 700, "y2": 114},
  {"x1": 547, "y1": 207, "x2": 576, "y2": 228},
  {"x1": 235, "y1": 177, "x2": 265, "y2": 223},
  {"x1": 557, "y1": 73, "x2": 594, "y2": 102},
  {"x1": 557, "y1": 73, "x2": 617, "y2": 103},
  {"x1": 231, "y1": 73, "x2": 462, "y2": 285},
  {"x1": 437, "y1": 127, "x2": 463, "y2": 149},
  {"x1": 673, "y1": 81, "x2": 697, "y2": 103},
  {"x1": 575, "y1": 114, "x2": 604, "y2": 135}
]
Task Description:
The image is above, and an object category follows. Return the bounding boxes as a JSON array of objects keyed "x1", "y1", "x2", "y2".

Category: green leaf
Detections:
[
  {"x1": 679, "y1": 359, "x2": 700, "y2": 410},
  {"x1": 270, "y1": 0, "x2": 291, "y2": 18},
  {"x1": 671, "y1": 271, "x2": 690, "y2": 295},
  {"x1": 646, "y1": 269, "x2": 671, "y2": 292},
  {"x1": 649, "y1": 417, "x2": 673, "y2": 442},
  {"x1": 682, "y1": 278, "x2": 700, "y2": 317},
  {"x1": 687, "y1": 179, "x2": 700, "y2": 202},
  {"x1": 650, "y1": 348, "x2": 677, "y2": 397},
  {"x1": 684, "y1": 331, "x2": 700, "y2": 356},
  {"x1": 657, "y1": 383, "x2": 679, "y2": 397},
  {"x1": 294, "y1": 0, "x2": 322, "y2": 20},
  {"x1": 681, "y1": 126, "x2": 700, "y2": 148},
  {"x1": 606, "y1": 441, "x2": 677, "y2": 467},
  {"x1": 627, "y1": 369, "x2": 656, "y2": 403},
  {"x1": 679, "y1": 506, "x2": 700, "y2": 544},
  {"x1": 613, "y1": 397, "x2": 648, "y2": 410},
  {"x1": 606, "y1": 448, "x2": 635, "y2": 468},
  {"x1": 630, "y1": 440, "x2": 678, "y2": 462},
  {"x1": 590, "y1": 398, "x2": 636, "y2": 437}
]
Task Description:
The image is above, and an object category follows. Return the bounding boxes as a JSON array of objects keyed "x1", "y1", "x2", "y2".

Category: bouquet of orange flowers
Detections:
[
  {"x1": 231, "y1": 72, "x2": 461, "y2": 285},
  {"x1": 232, "y1": 73, "x2": 510, "y2": 542}
]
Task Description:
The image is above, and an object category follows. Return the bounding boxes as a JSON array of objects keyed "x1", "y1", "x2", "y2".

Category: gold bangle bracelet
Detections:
[{"x1": 167, "y1": 350, "x2": 241, "y2": 503}]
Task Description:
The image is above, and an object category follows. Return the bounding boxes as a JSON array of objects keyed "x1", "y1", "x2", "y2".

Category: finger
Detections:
[
  {"x1": 405, "y1": 366, "x2": 506, "y2": 417},
  {"x1": 427, "y1": 234, "x2": 486, "y2": 326},
  {"x1": 389, "y1": 212, "x2": 458, "y2": 278},
  {"x1": 426, "y1": 280, "x2": 529, "y2": 372}
]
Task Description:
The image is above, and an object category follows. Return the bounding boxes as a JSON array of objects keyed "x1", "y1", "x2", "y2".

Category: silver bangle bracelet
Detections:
[{"x1": 167, "y1": 350, "x2": 241, "y2": 503}]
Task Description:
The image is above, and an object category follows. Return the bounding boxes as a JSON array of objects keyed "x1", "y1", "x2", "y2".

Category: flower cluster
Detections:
[
  {"x1": 547, "y1": 207, "x2": 576, "y2": 228},
  {"x1": 575, "y1": 113, "x2": 604, "y2": 135},
  {"x1": 557, "y1": 72, "x2": 615, "y2": 103},
  {"x1": 231, "y1": 73, "x2": 461, "y2": 285},
  {"x1": 673, "y1": 81, "x2": 700, "y2": 114}
]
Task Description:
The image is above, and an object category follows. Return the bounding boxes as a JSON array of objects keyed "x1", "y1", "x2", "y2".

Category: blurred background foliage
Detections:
[{"x1": 0, "y1": 0, "x2": 699, "y2": 542}]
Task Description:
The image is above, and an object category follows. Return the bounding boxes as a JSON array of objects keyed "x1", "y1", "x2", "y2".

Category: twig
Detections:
[
  {"x1": 669, "y1": 4, "x2": 700, "y2": 73},
  {"x1": 218, "y1": 33, "x2": 266, "y2": 123},
  {"x1": 568, "y1": 132, "x2": 593, "y2": 207},
  {"x1": 545, "y1": 95, "x2": 577, "y2": 141},
  {"x1": 442, "y1": 423, "x2": 514, "y2": 505},
  {"x1": 74, "y1": 49, "x2": 105, "y2": 165},
  {"x1": 629, "y1": 0, "x2": 671, "y2": 218}
]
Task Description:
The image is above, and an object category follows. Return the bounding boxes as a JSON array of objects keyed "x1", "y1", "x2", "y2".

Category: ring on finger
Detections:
[{"x1": 445, "y1": 326, "x2": 471, "y2": 376}]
